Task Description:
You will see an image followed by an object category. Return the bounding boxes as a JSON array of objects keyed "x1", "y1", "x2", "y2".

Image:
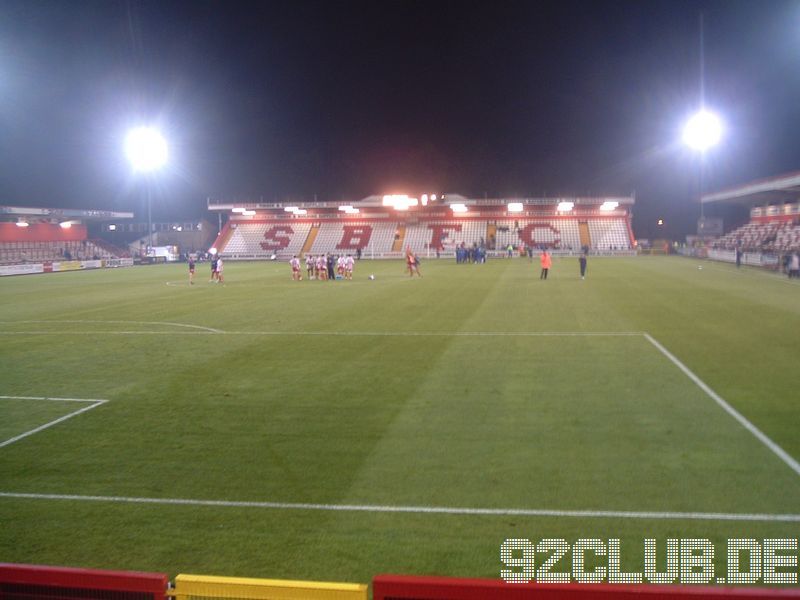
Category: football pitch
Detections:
[{"x1": 1, "y1": 256, "x2": 799, "y2": 582}]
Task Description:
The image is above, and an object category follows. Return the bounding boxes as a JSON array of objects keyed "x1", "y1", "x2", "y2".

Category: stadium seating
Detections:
[
  {"x1": 587, "y1": 218, "x2": 631, "y2": 250},
  {"x1": 309, "y1": 221, "x2": 396, "y2": 254},
  {"x1": 714, "y1": 221, "x2": 800, "y2": 252},
  {"x1": 223, "y1": 221, "x2": 312, "y2": 256},
  {"x1": 493, "y1": 219, "x2": 582, "y2": 250},
  {"x1": 403, "y1": 221, "x2": 486, "y2": 252},
  {"x1": 0, "y1": 240, "x2": 122, "y2": 265},
  {"x1": 216, "y1": 216, "x2": 634, "y2": 257}
]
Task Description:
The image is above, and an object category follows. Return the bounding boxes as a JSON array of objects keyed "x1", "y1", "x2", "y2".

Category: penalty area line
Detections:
[
  {"x1": 0, "y1": 491, "x2": 799, "y2": 522},
  {"x1": 644, "y1": 333, "x2": 800, "y2": 479},
  {"x1": 0, "y1": 399, "x2": 107, "y2": 449},
  {"x1": 0, "y1": 330, "x2": 644, "y2": 337}
]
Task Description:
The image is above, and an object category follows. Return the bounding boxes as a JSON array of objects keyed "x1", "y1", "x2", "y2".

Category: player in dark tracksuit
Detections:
[
  {"x1": 327, "y1": 254, "x2": 336, "y2": 280},
  {"x1": 579, "y1": 253, "x2": 587, "y2": 279},
  {"x1": 188, "y1": 255, "x2": 196, "y2": 285}
]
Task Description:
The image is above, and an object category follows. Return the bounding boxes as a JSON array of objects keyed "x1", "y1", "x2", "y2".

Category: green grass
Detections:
[{"x1": 1, "y1": 257, "x2": 799, "y2": 583}]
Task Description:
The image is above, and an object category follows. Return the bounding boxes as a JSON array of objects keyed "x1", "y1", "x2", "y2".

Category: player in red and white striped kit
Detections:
[
  {"x1": 344, "y1": 254, "x2": 355, "y2": 280},
  {"x1": 290, "y1": 255, "x2": 302, "y2": 280}
]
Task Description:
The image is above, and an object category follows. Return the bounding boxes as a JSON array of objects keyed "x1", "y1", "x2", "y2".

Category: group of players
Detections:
[
  {"x1": 290, "y1": 253, "x2": 355, "y2": 281},
  {"x1": 187, "y1": 253, "x2": 224, "y2": 285}
]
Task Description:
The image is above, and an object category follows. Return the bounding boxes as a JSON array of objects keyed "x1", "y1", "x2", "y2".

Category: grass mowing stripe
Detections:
[
  {"x1": 2, "y1": 491, "x2": 799, "y2": 522},
  {"x1": 644, "y1": 333, "x2": 800, "y2": 478}
]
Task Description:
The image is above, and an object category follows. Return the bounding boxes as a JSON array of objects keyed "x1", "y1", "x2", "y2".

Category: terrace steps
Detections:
[
  {"x1": 578, "y1": 221, "x2": 591, "y2": 248},
  {"x1": 302, "y1": 225, "x2": 319, "y2": 254},
  {"x1": 392, "y1": 225, "x2": 406, "y2": 252}
]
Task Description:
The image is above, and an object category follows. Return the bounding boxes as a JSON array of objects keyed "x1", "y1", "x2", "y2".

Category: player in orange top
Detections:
[
  {"x1": 539, "y1": 248, "x2": 552, "y2": 280},
  {"x1": 406, "y1": 247, "x2": 415, "y2": 277}
]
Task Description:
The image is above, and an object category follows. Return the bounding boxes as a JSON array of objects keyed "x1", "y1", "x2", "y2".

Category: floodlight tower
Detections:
[
  {"x1": 683, "y1": 13, "x2": 722, "y2": 221},
  {"x1": 125, "y1": 127, "x2": 168, "y2": 249}
]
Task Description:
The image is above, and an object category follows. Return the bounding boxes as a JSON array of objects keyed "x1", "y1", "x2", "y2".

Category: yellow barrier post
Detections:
[{"x1": 173, "y1": 573, "x2": 367, "y2": 600}]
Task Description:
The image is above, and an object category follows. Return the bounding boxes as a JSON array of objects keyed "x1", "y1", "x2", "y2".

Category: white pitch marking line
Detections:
[
  {"x1": 0, "y1": 329, "x2": 643, "y2": 337},
  {"x1": 0, "y1": 491, "x2": 798, "y2": 523},
  {"x1": 644, "y1": 333, "x2": 800, "y2": 478},
  {"x1": 228, "y1": 331, "x2": 644, "y2": 337},
  {"x1": 0, "y1": 395, "x2": 107, "y2": 403},
  {"x1": 0, "y1": 399, "x2": 107, "y2": 449},
  {"x1": 0, "y1": 320, "x2": 223, "y2": 334}
]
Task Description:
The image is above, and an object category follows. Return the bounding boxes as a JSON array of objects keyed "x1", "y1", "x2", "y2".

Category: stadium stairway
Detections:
[
  {"x1": 486, "y1": 223, "x2": 497, "y2": 248},
  {"x1": 578, "y1": 221, "x2": 591, "y2": 248},
  {"x1": 213, "y1": 223, "x2": 234, "y2": 253},
  {"x1": 392, "y1": 225, "x2": 406, "y2": 252},
  {"x1": 302, "y1": 224, "x2": 319, "y2": 255}
]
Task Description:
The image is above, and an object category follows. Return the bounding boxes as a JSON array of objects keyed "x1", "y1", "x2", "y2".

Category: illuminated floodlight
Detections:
[
  {"x1": 343, "y1": 206, "x2": 359, "y2": 214},
  {"x1": 59, "y1": 221, "x2": 73, "y2": 229},
  {"x1": 284, "y1": 206, "x2": 298, "y2": 212},
  {"x1": 557, "y1": 201, "x2": 574, "y2": 212},
  {"x1": 124, "y1": 127, "x2": 168, "y2": 172},
  {"x1": 240, "y1": 210, "x2": 256, "y2": 216},
  {"x1": 421, "y1": 194, "x2": 429, "y2": 206},
  {"x1": 682, "y1": 110, "x2": 722, "y2": 152},
  {"x1": 232, "y1": 207, "x2": 247, "y2": 213},
  {"x1": 657, "y1": 218, "x2": 665, "y2": 226},
  {"x1": 293, "y1": 209, "x2": 308, "y2": 215},
  {"x1": 108, "y1": 224, "x2": 117, "y2": 231},
  {"x1": 15, "y1": 220, "x2": 29, "y2": 227},
  {"x1": 431, "y1": 194, "x2": 437, "y2": 201},
  {"x1": 382, "y1": 194, "x2": 418, "y2": 210},
  {"x1": 600, "y1": 201, "x2": 619, "y2": 211},
  {"x1": 507, "y1": 202, "x2": 523, "y2": 213},
  {"x1": 339, "y1": 205, "x2": 354, "y2": 212},
  {"x1": 450, "y1": 203, "x2": 468, "y2": 213}
]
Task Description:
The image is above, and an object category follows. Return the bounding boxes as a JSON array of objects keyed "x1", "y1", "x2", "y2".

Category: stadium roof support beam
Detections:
[{"x1": 702, "y1": 171, "x2": 800, "y2": 206}]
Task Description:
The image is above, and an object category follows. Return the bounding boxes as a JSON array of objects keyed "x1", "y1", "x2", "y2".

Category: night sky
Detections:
[{"x1": 1, "y1": 0, "x2": 800, "y2": 238}]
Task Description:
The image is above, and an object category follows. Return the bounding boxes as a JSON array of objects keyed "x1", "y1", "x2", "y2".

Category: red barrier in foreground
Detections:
[
  {"x1": 373, "y1": 575, "x2": 800, "y2": 600},
  {"x1": 0, "y1": 564, "x2": 168, "y2": 600}
]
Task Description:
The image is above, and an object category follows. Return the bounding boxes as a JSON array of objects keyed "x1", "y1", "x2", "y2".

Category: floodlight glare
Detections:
[
  {"x1": 450, "y1": 203, "x2": 468, "y2": 213},
  {"x1": 59, "y1": 221, "x2": 72, "y2": 229},
  {"x1": 507, "y1": 202, "x2": 523, "y2": 213},
  {"x1": 557, "y1": 201, "x2": 574, "y2": 212},
  {"x1": 682, "y1": 110, "x2": 722, "y2": 152},
  {"x1": 125, "y1": 127, "x2": 168, "y2": 172},
  {"x1": 15, "y1": 220, "x2": 29, "y2": 227}
]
